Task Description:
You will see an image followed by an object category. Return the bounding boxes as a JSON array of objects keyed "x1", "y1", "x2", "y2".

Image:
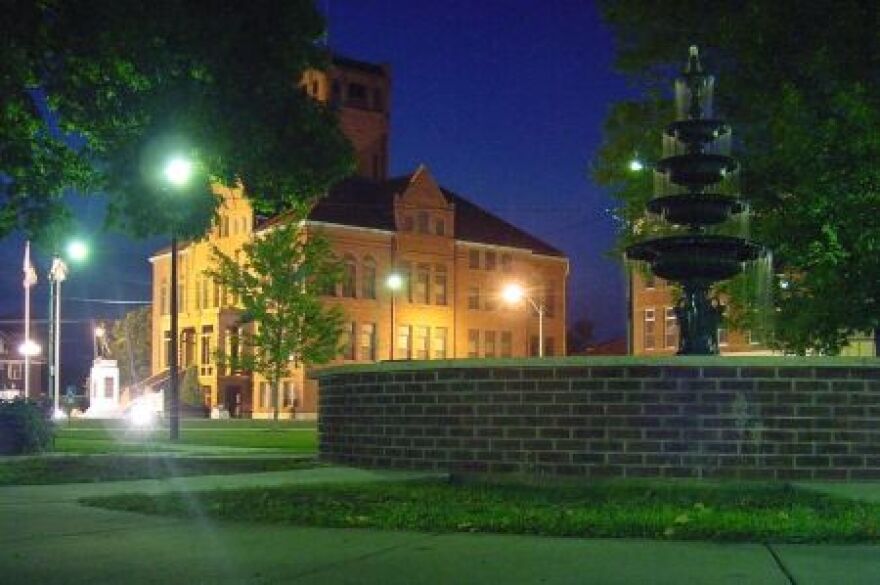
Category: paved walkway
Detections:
[{"x1": 2, "y1": 467, "x2": 880, "y2": 584}]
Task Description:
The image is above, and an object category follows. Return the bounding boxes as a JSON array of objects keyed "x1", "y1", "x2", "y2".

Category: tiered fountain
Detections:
[{"x1": 626, "y1": 46, "x2": 764, "y2": 354}]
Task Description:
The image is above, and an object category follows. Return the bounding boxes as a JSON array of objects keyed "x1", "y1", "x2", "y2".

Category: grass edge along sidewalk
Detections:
[{"x1": 81, "y1": 478, "x2": 880, "y2": 544}]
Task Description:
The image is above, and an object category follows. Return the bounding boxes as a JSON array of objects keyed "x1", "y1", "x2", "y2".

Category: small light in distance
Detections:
[{"x1": 628, "y1": 159, "x2": 645, "y2": 172}]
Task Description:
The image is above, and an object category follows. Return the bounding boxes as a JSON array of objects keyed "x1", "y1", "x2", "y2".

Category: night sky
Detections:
[{"x1": 0, "y1": 1, "x2": 633, "y2": 386}]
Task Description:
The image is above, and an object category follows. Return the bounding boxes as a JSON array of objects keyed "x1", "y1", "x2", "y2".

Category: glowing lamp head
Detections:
[
  {"x1": 66, "y1": 240, "x2": 88, "y2": 262},
  {"x1": 127, "y1": 403, "x2": 156, "y2": 428},
  {"x1": 628, "y1": 158, "x2": 645, "y2": 172},
  {"x1": 163, "y1": 156, "x2": 193, "y2": 187},
  {"x1": 18, "y1": 340, "x2": 41, "y2": 357},
  {"x1": 386, "y1": 273, "x2": 403, "y2": 291},
  {"x1": 94, "y1": 325, "x2": 105, "y2": 339},
  {"x1": 502, "y1": 283, "x2": 525, "y2": 304}
]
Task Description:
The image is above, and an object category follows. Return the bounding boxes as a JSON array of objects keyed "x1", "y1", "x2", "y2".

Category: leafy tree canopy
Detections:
[
  {"x1": 106, "y1": 306, "x2": 151, "y2": 388},
  {"x1": 596, "y1": 0, "x2": 880, "y2": 353},
  {"x1": 206, "y1": 207, "x2": 344, "y2": 420},
  {"x1": 2, "y1": 0, "x2": 353, "y2": 244}
]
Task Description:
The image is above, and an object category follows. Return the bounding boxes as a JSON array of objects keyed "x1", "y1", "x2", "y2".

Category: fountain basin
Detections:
[
  {"x1": 626, "y1": 234, "x2": 763, "y2": 282},
  {"x1": 647, "y1": 194, "x2": 745, "y2": 227},
  {"x1": 664, "y1": 119, "x2": 730, "y2": 146},
  {"x1": 656, "y1": 154, "x2": 738, "y2": 189}
]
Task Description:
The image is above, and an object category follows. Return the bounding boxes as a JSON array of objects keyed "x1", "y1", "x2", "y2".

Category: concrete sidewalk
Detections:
[{"x1": 2, "y1": 468, "x2": 879, "y2": 584}]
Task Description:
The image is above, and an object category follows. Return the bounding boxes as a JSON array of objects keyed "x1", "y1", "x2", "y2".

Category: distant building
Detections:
[
  {"x1": 629, "y1": 272, "x2": 771, "y2": 356},
  {"x1": 0, "y1": 327, "x2": 46, "y2": 400},
  {"x1": 148, "y1": 55, "x2": 568, "y2": 419}
]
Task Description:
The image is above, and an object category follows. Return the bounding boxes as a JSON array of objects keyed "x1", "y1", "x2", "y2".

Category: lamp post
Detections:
[
  {"x1": 163, "y1": 155, "x2": 193, "y2": 441},
  {"x1": 47, "y1": 240, "x2": 88, "y2": 417},
  {"x1": 502, "y1": 283, "x2": 546, "y2": 358},
  {"x1": 386, "y1": 273, "x2": 403, "y2": 360}
]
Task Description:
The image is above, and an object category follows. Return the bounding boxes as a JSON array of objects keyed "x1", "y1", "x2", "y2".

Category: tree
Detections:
[
  {"x1": 595, "y1": 1, "x2": 880, "y2": 353},
  {"x1": 206, "y1": 207, "x2": 343, "y2": 420},
  {"x1": 566, "y1": 317, "x2": 596, "y2": 355},
  {"x1": 107, "y1": 306, "x2": 152, "y2": 388},
  {"x1": 2, "y1": 1, "x2": 353, "y2": 244}
]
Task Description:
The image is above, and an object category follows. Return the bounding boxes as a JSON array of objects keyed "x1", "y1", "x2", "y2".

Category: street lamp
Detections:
[
  {"x1": 48, "y1": 239, "x2": 88, "y2": 418},
  {"x1": 502, "y1": 283, "x2": 546, "y2": 358},
  {"x1": 386, "y1": 273, "x2": 403, "y2": 360},
  {"x1": 164, "y1": 154, "x2": 193, "y2": 441}
]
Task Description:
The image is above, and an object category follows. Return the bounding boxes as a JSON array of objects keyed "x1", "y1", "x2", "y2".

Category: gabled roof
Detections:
[{"x1": 309, "y1": 172, "x2": 565, "y2": 257}]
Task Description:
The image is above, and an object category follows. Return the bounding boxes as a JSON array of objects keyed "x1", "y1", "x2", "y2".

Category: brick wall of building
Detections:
[{"x1": 318, "y1": 358, "x2": 880, "y2": 480}]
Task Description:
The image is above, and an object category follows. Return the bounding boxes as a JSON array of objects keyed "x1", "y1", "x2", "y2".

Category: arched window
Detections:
[
  {"x1": 362, "y1": 257, "x2": 377, "y2": 299},
  {"x1": 342, "y1": 255, "x2": 357, "y2": 298}
]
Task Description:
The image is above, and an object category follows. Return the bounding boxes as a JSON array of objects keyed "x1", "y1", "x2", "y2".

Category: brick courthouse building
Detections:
[{"x1": 149, "y1": 56, "x2": 569, "y2": 419}]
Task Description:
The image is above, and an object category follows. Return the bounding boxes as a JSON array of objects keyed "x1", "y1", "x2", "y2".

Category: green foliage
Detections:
[
  {"x1": 180, "y1": 366, "x2": 203, "y2": 409},
  {"x1": 1, "y1": 0, "x2": 353, "y2": 243},
  {"x1": 206, "y1": 209, "x2": 344, "y2": 419},
  {"x1": 0, "y1": 400, "x2": 54, "y2": 455},
  {"x1": 596, "y1": 1, "x2": 880, "y2": 353},
  {"x1": 84, "y1": 480, "x2": 880, "y2": 543},
  {"x1": 107, "y1": 306, "x2": 152, "y2": 387}
]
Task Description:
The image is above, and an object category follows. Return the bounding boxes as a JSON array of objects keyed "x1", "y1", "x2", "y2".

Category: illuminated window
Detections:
[
  {"x1": 282, "y1": 381, "x2": 295, "y2": 407},
  {"x1": 501, "y1": 331, "x2": 512, "y2": 357},
  {"x1": 360, "y1": 323, "x2": 376, "y2": 361},
  {"x1": 644, "y1": 308, "x2": 656, "y2": 350},
  {"x1": 433, "y1": 327, "x2": 448, "y2": 359},
  {"x1": 362, "y1": 257, "x2": 377, "y2": 299},
  {"x1": 485, "y1": 251, "x2": 497, "y2": 271},
  {"x1": 665, "y1": 307, "x2": 678, "y2": 349},
  {"x1": 415, "y1": 264, "x2": 430, "y2": 304},
  {"x1": 397, "y1": 325, "x2": 411, "y2": 359},
  {"x1": 467, "y1": 329, "x2": 480, "y2": 358},
  {"x1": 201, "y1": 325, "x2": 213, "y2": 366},
  {"x1": 484, "y1": 331, "x2": 497, "y2": 358},
  {"x1": 341, "y1": 322, "x2": 356, "y2": 360},
  {"x1": 414, "y1": 326, "x2": 429, "y2": 360},
  {"x1": 718, "y1": 327, "x2": 729, "y2": 347},
  {"x1": 434, "y1": 265, "x2": 447, "y2": 305},
  {"x1": 468, "y1": 249, "x2": 480, "y2": 269}
]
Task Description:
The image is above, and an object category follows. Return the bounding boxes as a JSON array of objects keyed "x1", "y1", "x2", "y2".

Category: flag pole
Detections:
[{"x1": 22, "y1": 241, "x2": 36, "y2": 400}]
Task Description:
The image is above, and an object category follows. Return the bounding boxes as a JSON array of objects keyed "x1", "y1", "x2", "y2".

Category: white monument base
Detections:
[{"x1": 84, "y1": 358, "x2": 122, "y2": 418}]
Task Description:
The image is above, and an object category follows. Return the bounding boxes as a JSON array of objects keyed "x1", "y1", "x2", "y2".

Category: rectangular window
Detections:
[
  {"x1": 160, "y1": 279, "x2": 169, "y2": 315},
  {"x1": 347, "y1": 82, "x2": 367, "y2": 104},
  {"x1": 213, "y1": 282, "x2": 221, "y2": 307},
  {"x1": 664, "y1": 307, "x2": 678, "y2": 349},
  {"x1": 341, "y1": 322, "x2": 356, "y2": 360},
  {"x1": 417, "y1": 211, "x2": 429, "y2": 234},
  {"x1": 163, "y1": 331, "x2": 171, "y2": 368},
  {"x1": 467, "y1": 286, "x2": 480, "y2": 310},
  {"x1": 467, "y1": 329, "x2": 480, "y2": 358},
  {"x1": 342, "y1": 261, "x2": 356, "y2": 298},
  {"x1": 259, "y1": 381, "x2": 271, "y2": 409},
  {"x1": 718, "y1": 327, "x2": 729, "y2": 347},
  {"x1": 545, "y1": 337, "x2": 555, "y2": 357},
  {"x1": 529, "y1": 335, "x2": 540, "y2": 357},
  {"x1": 396, "y1": 325, "x2": 411, "y2": 360},
  {"x1": 282, "y1": 381, "x2": 295, "y2": 408},
  {"x1": 414, "y1": 326, "x2": 429, "y2": 360},
  {"x1": 485, "y1": 251, "x2": 497, "y2": 271},
  {"x1": 501, "y1": 331, "x2": 512, "y2": 357},
  {"x1": 7, "y1": 364, "x2": 22, "y2": 380},
  {"x1": 434, "y1": 267, "x2": 448, "y2": 305},
  {"x1": 484, "y1": 331, "x2": 497, "y2": 358},
  {"x1": 468, "y1": 249, "x2": 480, "y2": 269},
  {"x1": 501, "y1": 254, "x2": 512, "y2": 272},
  {"x1": 415, "y1": 264, "x2": 430, "y2": 304},
  {"x1": 644, "y1": 308, "x2": 656, "y2": 351},
  {"x1": 360, "y1": 323, "x2": 376, "y2": 361},
  {"x1": 362, "y1": 263, "x2": 376, "y2": 299},
  {"x1": 201, "y1": 325, "x2": 213, "y2": 365},
  {"x1": 433, "y1": 327, "x2": 448, "y2": 359},
  {"x1": 748, "y1": 329, "x2": 762, "y2": 345}
]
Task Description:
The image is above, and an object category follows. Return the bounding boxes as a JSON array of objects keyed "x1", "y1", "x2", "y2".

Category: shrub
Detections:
[{"x1": 0, "y1": 399, "x2": 54, "y2": 455}]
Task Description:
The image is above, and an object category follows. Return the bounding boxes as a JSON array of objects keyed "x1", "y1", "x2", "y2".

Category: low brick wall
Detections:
[{"x1": 317, "y1": 357, "x2": 880, "y2": 480}]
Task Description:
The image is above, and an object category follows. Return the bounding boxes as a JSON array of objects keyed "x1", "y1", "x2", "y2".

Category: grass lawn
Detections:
[
  {"x1": 53, "y1": 418, "x2": 317, "y2": 454},
  {"x1": 0, "y1": 455, "x2": 319, "y2": 485},
  {"x1": 83, "y1": 479, "x2": 880, "y2": 543}
]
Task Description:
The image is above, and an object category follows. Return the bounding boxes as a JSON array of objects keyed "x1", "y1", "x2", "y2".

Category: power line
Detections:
[{"x1": 65, "y1": 297, "x2": 151, "y2": 305}]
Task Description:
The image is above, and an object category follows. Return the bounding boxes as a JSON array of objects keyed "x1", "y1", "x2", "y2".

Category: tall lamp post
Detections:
[
  {"x1": 164, "y1": 156, "x2": 193, "y2": 441},
  {"x1": 386, "y1": 273, "x2": 403, "y2": 360},
  {"x1": 502, "y1": 283, "x2": 546, "y2": 358},
  {"x1": 47, "y1": 240, "x2": 88, "y2": 417}
]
